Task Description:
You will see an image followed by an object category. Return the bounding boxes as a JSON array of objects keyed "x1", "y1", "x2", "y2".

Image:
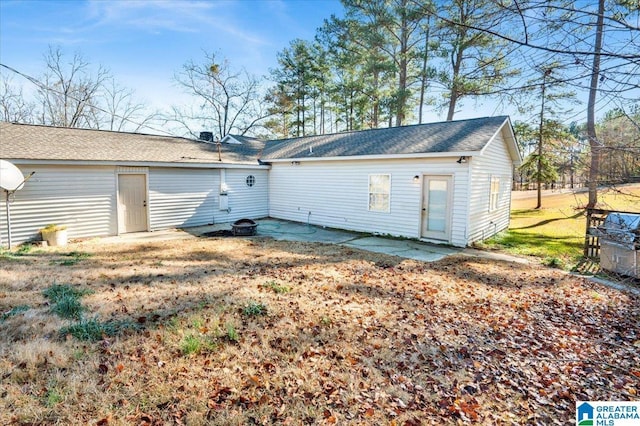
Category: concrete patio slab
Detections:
[{"x1": 88, "y1": 218, "x2": 528, "y2": 265}]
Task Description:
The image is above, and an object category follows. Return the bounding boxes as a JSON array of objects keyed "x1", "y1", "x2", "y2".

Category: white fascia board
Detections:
[
  {"x1": 478, "y1": 117, "x2": 522, "y2": 166},
  {"x1": 6, "y1": 159, "x2": 270, "y2": 169},
  {"x1": 262, "y1": 151, "x2": 479, "y2": 163}
]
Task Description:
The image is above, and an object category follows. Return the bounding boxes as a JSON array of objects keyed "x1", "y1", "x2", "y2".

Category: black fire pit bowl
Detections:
[{"x1": 232, "y1": 218, "x2": 258, "y2": 236}]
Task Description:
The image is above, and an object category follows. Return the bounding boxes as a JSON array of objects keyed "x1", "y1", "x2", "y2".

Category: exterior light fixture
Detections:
[
  {"x1": 413, "y1": 175, "x2": 420, "y2": 182},
  {"x1": 456, "y1": 156, "x2": 467, "y2": 164}
]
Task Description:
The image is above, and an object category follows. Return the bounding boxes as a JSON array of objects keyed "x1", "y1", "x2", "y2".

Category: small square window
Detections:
[{"x1": 246, "y1": 175, "x2": 255, "y2": 187}]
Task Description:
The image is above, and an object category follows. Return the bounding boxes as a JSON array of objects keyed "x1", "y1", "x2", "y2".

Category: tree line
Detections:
[{"x1": 1, "y1": 0, "x2": 639, "y2": 208}]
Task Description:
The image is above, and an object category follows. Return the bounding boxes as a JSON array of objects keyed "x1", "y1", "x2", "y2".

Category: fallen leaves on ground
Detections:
[{"x1": 0, "y1": 237, "x2": 638, "y2": 425}]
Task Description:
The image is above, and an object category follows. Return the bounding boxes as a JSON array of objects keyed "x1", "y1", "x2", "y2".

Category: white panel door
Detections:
[
  {"x1": 421, "y1": 176, "x2": 452, "y2": 241},
  {"x1": 118, "y1": 174, "x2": 147, "y2": 233}
]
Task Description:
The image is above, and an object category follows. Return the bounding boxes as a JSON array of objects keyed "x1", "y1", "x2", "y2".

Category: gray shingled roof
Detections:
[
  {"x1": 261, "y1": 116, "x2": 511, "y2": 161},
  {"x1": 224, "y1": 134, "x2": 263, "y2": 145},
  {"x1": 0, "y1": 122, "x2": 264, "y2": 165}
]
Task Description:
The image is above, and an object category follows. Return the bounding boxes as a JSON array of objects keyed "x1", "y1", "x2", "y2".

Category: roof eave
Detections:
[
  {"x1": 260, "y1": 151, "x2": 480, "y2": 163},
  {"x1": 5, "y1": 158, "x2": 270, "y2": 169}
]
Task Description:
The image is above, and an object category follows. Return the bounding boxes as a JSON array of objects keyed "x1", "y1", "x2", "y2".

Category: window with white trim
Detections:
[
  {"x1": 490, "y1": 176, "x2": 500, "y2": 211},
  {"x1": 368, "y1": 174, "x2": 390, "y2": 212}
]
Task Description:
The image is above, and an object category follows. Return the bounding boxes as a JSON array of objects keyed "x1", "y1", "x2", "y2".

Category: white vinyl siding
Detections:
[
  {"x1": 368, "y1": 174, "x2": 390, "y2": 212},
  {"x1": 0, "y1": 164, "x2": 117, "y2": 245},
  {"x1": 213, "y1": 169, "x2": 269, "y2": 223},
  {"x1": 467, "y1": 128, "x2": 514, "y2": 243},
  {"x1": 148, "y1": 168, "x2": 269, "y2": 230},
  {"x1": 269, "y1": 158, "x2": 470, "y2": 246},
  {"x1": 148, "y1": 168, "x2": 218, "y2": 229}
]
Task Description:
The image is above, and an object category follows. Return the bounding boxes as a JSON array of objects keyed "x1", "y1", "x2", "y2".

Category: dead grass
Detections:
[{"x1": 1, "y1": 237, "x2": 639, "y2": 425}]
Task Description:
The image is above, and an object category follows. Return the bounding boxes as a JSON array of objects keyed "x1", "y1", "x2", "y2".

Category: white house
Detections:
[
  {"x1": 260, "y1": 116, "x2": 521, "y2": 247},
  {"x1": 1, "y1": 116, "x2": 520, "y2": 247},
  {"x1": 0, "y1": 123, "x2": 269, "y2": 245}
]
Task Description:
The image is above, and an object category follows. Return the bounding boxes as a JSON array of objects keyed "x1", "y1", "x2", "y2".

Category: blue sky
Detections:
[
  {"x1": 0, "y1": 0, "x2": 345, "y2": 117},
  {"x1": 3, "y1": 0, "x2": 631, "y2": 130}
]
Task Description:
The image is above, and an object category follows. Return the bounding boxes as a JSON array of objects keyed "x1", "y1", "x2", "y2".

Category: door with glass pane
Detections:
[{"x1": 421, "y1": 176, "x2": 452, "y2": 241}]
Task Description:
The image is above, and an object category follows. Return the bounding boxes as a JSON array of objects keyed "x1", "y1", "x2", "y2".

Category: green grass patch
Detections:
[
  {"x1": 44, "y1": 387, "x2": 63, "y2": 407},
  {"x1": 51, "y1": 293, "x2": 85, "y2": 320},
  {"x1": 1, "y1": 305, "x2": 30, "y2": 322},
  {"x1": 242, "y1": 301, "x2": 267, "y2": 317},
  {"x1": 180, "y1": 334, "x2": 215, "y2": 356},
  {"x1": 262, "y1": 280, "x2": 291, "y2": 294},
  {"x1": 60, "y1": 317, "x2": 140, "y2": 341},
  {"x1": 42, "y1": 284, "x2": 93, "y2": 301},
  {"x1": 59, "y1": 251, "x2": 92, "y2": 266},
  {"x1": 43, "y1": 284, "x2": 93, "y2": 320},
  {"x1": 225, "y1": 323, "x2": 239, "y2": 343},
  {"x1": 484, "y1": 186, "x2": 640, "y2": 268},
  {"x1": 0, "y1": 243, "x2": 40, "y2": 260},
  {"x1": 181, "y1": 335, "x2": 203, "y2": 355}
]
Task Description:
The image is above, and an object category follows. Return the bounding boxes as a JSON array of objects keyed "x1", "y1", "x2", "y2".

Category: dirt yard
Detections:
[{"x1": 1, "y1": 237, "x2": 638, "y2": 425}]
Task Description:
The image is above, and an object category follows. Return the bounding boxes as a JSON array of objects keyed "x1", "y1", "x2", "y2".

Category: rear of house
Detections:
[
  {"x1": 261, "y1": 116, "x2": 520, "y2": 247},
  {"x1": 1, "y1": 116, "x2": 519, "y2": 248},
  {"x1": 0, "y1": 123, "x2": 268, "y2": 245}
]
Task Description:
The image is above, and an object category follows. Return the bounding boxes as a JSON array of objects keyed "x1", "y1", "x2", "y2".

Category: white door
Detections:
[
  {"x1": 118, "y1": 174, "x2": 147, "y2": 233},
  {"x1": 421, "y1": 176, "x2": 452, "y2": 242}
]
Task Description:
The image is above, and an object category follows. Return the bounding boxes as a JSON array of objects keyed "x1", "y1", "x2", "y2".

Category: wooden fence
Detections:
[{"x1": 584, "y1": 209, "x2": 609, "y2": 258}]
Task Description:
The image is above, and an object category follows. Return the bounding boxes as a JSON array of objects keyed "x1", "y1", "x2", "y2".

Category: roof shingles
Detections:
[
  {"x1": 261, "y1": 116, "x2": 509, "y2": 160},
  {"x1": 0, "y1": 122, "x2": 264, "y2": 165}
]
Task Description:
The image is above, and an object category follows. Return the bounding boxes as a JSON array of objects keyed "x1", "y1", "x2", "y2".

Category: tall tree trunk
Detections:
[
  {"x1": 586, "y1": 0, "x2": 605, "y2": 209},
  {"x1": 396, "y1": 0, "x2": 408, "y2": 127},
  {"x1": 536, "y1": 71, "x2": 547, "y2": 209},
  {"x1": 419, "y1": 16, "x2": 431, "y2": 124},
  {"x1": 372, "y1": 70, "x2": 379, "y2": 128},
  {"x1": 447, "y1": 46, "x2": 463, "y2": 121}
]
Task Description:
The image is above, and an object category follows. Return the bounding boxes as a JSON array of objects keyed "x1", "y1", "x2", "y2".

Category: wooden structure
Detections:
[{"x1": 584, "y1": 208, "x2": 640, "y2": 259}]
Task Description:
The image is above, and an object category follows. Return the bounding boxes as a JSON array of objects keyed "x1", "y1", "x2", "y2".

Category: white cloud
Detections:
[{"x1": 83, "y1": 0, "x2": 268, "y2": 44}]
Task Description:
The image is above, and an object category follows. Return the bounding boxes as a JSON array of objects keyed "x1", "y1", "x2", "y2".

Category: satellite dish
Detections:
[{"x1": 0, "y1": 160, "x2": 25, "y2": 191}]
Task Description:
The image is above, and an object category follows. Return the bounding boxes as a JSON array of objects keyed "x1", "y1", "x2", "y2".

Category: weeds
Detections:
[
  {"x1": 225, "y1": 323, "x2": 239, "y2": 342},
  {"x1": 1, "y1": 305, "x2": 30, "y2": 322},
  {"x1": 44, "y1": 283, "x2": 137, "y2": 340},
  {"x1": 262, "y1": 280, "x2": 291, "y2": 294},
  {"x1": 181, "y1": 334, "x2": 215, "y2": 356},
  {"x1": 16, "y1": 243, "x2": 35, "y2": 255},
  {"x1": 60, "y1": 317, "x2": 138, "y2": 342},
  {"x1": 543, "y1": 257, "x2": 565, "y2": 269},
  {"x1": 42, "y1": 284, "x2": 92, "y2": 301},
  {"x1": 45, "y1": 387, "x2": 63, "y2": 407},
  {"x1": 181, "y1": 335, "x2": 202, "y2": 355},
  {"x1": 0, "y1": 243, "x2": 36, "y2": 259},
  {"x1": 59, "y1": 251, "x2": 92, "y2": 266},
  {"x1": 242, "y1": 301, "x2": 267, "y2": 317},
  {"x1": 43, "y1": 284, "x2": 92, "y2": 320}
]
